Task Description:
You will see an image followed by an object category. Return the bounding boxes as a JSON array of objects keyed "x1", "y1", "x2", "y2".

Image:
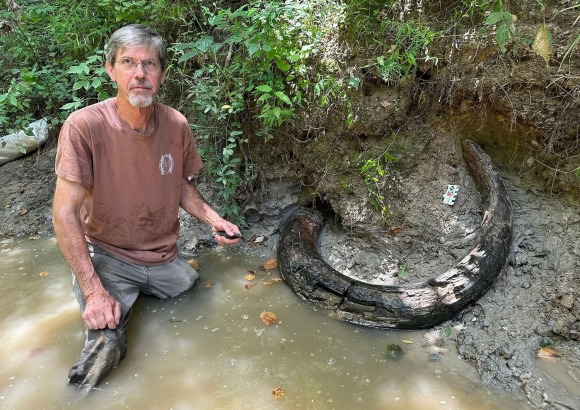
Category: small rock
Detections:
[
  {"x1": 385, "y1": 344, "x2": 404, "y2": 361},
  {"x1": 560, "y1": 294, "x2": 574, "y2": 309},
  {"x1": 553, "y1": 314, "x2": 577, "y2": 338},
  {"x1": 428, "y1": 353, "x2": 439, "y2": 362}
]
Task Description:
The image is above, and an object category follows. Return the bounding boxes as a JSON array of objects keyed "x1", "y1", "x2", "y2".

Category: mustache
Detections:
[{"x1": 130, "y1": 81, "x2": 153, "y2": 89}]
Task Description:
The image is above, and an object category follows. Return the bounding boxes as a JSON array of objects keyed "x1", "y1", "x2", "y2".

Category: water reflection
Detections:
[{"x1": 0, "y1": 237, "x2": 530, "y2": 409}]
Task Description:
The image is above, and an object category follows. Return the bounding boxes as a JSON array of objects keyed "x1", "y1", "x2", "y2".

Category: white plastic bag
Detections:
[{"x1": 0, "y1": 118, "x2": 48, "y2": 166}]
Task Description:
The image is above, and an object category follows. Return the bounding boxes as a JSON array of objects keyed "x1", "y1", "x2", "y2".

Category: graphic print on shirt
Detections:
[{"x1": 159, "y1": 153, "x2": 174, "y2": 176}]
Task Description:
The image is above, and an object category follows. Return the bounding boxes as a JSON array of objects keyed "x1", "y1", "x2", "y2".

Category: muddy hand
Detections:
[
  {"x1": 211, "y1": 217, "x2": 242, "y2": 245},
  {"x1": 212, "y1": 230, "x2": 242, "y2": 245},
  {"x1": 214, "y1": 231, "x2": 243, "y2": 240},
  {"x1": 82, "y1": 289, "x2": 122, "y2": 330}
]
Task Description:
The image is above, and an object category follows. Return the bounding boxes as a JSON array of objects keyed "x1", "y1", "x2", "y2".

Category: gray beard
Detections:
[{"x1": 129, "y1": 93, "x2": 154, "y2": 107}]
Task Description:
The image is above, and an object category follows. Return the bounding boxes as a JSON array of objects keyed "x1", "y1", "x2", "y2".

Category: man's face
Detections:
[{"x1": 105, "y1": 44, "x2": 166, "y2": 108}]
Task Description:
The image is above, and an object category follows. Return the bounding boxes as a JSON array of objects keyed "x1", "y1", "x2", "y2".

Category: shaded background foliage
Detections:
[{"x1": 1, "y1": 0, "x2": 579, "y2": 223}]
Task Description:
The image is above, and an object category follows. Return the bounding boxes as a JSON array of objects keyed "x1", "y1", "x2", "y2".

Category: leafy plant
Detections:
[
  {"x1": 358, "y1": 150, "x2": 398, "y2": 225},
  {"x1": 484, "y1": 0, "x2": 515, "y2": 54},
  {"x1": 557, "y1": 2, "x2": 580, "y2": 72},
  {"x1": 368, "y1": 21, "x2": 436, "y2": 84},
  {"x1": 397, "y1": 263, "x2": 407, "y2": 278},
  {"x1": 344, "y1": 1, "x2": 437, "y2": 84},
  {"x1": 61, "y1": 50, "x2": 113, "y2": 111},
  {"x1": 174, "y1": 0, "x2": 348, "y2": 221},
  {"x1": 445, "y1": 325, "x2": 452, "y2": 337}
]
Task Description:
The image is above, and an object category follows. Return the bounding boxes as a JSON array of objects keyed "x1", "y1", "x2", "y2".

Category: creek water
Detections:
[{"x1": 0, "y1": 236, "x2": 532, "y2": 409}]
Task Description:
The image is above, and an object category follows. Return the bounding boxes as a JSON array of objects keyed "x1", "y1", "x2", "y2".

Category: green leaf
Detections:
[
  {"x1": 195, "y1": 36, "x2": 215, "y2": 52},
  {"x1": 496, "y1": 24, "x2": 509, "y2": 53},
  {"x1": 347, "y1": 77, "x2": 360, "y2": 90},
  {"x1": 246, "y1": 42, "x2": 260, "y2": 56},
  {"x1": 67, "y1": 64, "x2": 90, "y2": 75},
  {"x1": 485, "y1": 11, "x2": 505, "y2": 26},
  {"x1": 178, "y1": 49, "x2": 200, "y2": 63},
  {"x1": 384, "y1": 153, "x2": 399, "y2": 162},
  {"x1": 61, "y1": 101, "x2": 81, "y2": 110},
  {"x1": 289, "y1": 53, "x2": 300, "y2": 63},
  {"x1": 397, "y1": 263, "x2": 407, "y2": 278},
  {"x1": 257, "y1": 85, "x2": 273, "y2": 93},
  {"x1": 210, "y1": 42, "x2": 224, "y2": 54},
  {"x1": 73, "y1": 80, "x2": 89, "y2": 90},
  {"x1": 274, "y1": 58, "x2": 291, "y2": 72},
  {"x1": 275, "y1": 91, "x2": 291, "y2": 105}
]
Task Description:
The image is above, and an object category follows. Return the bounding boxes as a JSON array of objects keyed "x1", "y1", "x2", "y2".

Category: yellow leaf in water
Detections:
[
  {"x1": 39, "y1": 271, "x2": 49, "y2": 277},
  {"x1": 205, "y1": 282, "x2": 212, "y2": 288},
  {"x1": 263, "y1": 258, "x2": 278, "y2": 270},
  {"x1": 272, "y1": 387, "x2": 285, "y2": 398},
  {"x1": 532, "y1": 24, "x2": 552, "y2": 64},
  {"x1": 401, "y1": 339, "x2": 414, "y2": 344},
  {"x1": 18, "y1": 207, "x2": 28, "y2": 216},
  {"x1": 538, "y1": 346, "x2": 558, "y2": 359},
  {"x1": 244, "y1": 273, "x2": 256, "y2": 281},
  {"x1": 272, "y1": 278, "x2": 284, "y2": 284},
  {"x1": 245, "y1": 283, "x2": 257, "y2": 289},
  {"x1": 260, "y1": 311, "x2": 277, "y2": 326},
  {"x1": 187, "y1": 259, "x2": 200, "y2": 270}
]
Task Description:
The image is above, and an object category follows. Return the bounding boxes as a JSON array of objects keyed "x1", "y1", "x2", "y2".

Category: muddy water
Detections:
[{"x1": 1, "y1": 237, "x2": 531, "y2": 409}]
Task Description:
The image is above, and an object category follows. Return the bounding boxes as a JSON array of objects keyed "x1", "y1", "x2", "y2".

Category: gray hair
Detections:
[{"x1": 106, "y1": 24, "x2": 168, "y2": 70}]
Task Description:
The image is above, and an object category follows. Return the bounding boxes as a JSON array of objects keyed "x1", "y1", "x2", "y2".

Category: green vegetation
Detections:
[
  {"x1": 172, "y1": 0, "x2": 347, "y2": 222},
  {"x1": 445, "y1": 324, "x2": 452, "y2": 337},
  {"x1": 2, "y1": 0, "x2": 579, "y2": 221},
  {"x1": 358, "y1": 149, "x2": 398, "y2": 225},
  {"x1": 483, "y1": 0, "x2": 515, "y2": 53},
  {"x1": 397, "y1": 263, "x2": 407, "y2": 278},
  {"x1": 343, "y1": 0, "x2": 437, "y2": 84},
  {"x1": 558, "y1": 3, "x2": 580, "y2": 71}
]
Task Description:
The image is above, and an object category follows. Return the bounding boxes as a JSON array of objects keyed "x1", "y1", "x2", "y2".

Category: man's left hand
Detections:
[{"x1": 212, "y1": 223, "x2": 242, "y2": 245}]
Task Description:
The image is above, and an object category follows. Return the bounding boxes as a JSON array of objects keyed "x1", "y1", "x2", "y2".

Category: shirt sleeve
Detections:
[
  {"x1": 183, "y1": 125, "x2": 203, "y2": 180},
  {"x1": 54, "y1": 117, "x2": 94, "y2": 189}
]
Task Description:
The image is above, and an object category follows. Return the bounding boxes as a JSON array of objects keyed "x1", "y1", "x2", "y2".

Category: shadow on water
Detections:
[{"x1": 0, "y1": 237, "x2": 532, "y2": 409}]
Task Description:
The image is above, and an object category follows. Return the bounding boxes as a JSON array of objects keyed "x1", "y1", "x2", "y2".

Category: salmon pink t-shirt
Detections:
[{"x1": 55, "y1": 98, "x2": 202, "y2": 265}]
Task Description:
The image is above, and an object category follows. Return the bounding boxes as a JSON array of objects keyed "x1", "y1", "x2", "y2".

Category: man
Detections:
[{"x1": 52, "y1": 24, "x2": 241, "y2": 389}]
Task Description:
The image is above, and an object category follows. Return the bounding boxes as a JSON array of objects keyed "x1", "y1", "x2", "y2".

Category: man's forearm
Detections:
[
  {"x1": 53, "y1": 212, "x2": 106, "y2": 298},
  {"x1": 52, "y1": 177, "x2": 106, "y2": 299},
  {"x1": 180, "y1": 180, "x2": 223, "y2": 227}
]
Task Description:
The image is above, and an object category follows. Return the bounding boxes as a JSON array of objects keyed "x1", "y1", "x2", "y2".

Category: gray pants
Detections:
[{"x1": 68, "y1": 244, "x2": 199, "y2": 389}]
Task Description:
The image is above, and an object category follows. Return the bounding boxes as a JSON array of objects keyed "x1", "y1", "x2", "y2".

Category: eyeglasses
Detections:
[{"x1": 114, "y1": 57, "x2": 162, "y2": 74}]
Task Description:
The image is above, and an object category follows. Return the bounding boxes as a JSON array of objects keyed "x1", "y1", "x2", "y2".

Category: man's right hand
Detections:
[{"x1": 82, "y1": 289, "x2": 122, "y2": 330}]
